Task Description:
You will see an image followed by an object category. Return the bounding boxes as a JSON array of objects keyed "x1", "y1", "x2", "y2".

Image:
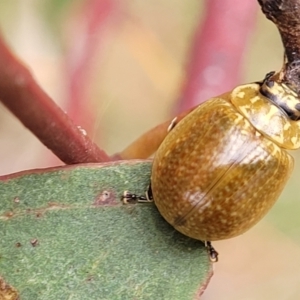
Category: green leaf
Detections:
[{"x1": 0, "y1": 160, "x2": 212, "y2": 300}]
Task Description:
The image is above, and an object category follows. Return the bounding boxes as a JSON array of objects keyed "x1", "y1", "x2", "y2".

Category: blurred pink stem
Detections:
[
  {"x1": 65, "y1": 0, "x2": 119, "y2": 133},
  {"x1": 0, "y1": 33, "x2": 110, "y2": 164},
  {"x1": 176, "y1": 0, "x2": 258, "y2": 113}
]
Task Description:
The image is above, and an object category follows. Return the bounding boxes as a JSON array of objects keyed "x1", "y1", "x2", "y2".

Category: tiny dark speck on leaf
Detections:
[
  {"x1": 30, "y1": 239, "x2": 39, "y2": 247},
  {"x1": 86, "y1": 275, "x2": 94, "y2": 282}
]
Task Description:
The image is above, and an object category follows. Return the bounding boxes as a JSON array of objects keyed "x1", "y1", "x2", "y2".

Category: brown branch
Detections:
[
  {"x1": 258, "y1": 0, "x2": 300, "y2": 94},
  {"x1": 0, "y1": 33, "x2": 110, "y2": 164}
]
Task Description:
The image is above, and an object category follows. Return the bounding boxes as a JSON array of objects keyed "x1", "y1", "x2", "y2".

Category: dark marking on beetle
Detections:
[
  {"x1": 173, "y1": 215, "x2": 187, "y2": 227},
  {"x1": 0, "y1": 276, "x2": 19, "y2": 300},
  {"x1": 260, "y1": 82, "x2": 300, "y2": 120},
  {"x1": 295, "y1": 103, "x2": 300, "y2": 111},
  {"x1": 279, "y1": 101, "x2": 298, "y2": 119},
  {"x1": 265, "y1": 70, "x2": 276, "y2": 79},
  {"x1": 94, "y1": 189, "x2": 116, "y2": 206},
  {"x1": 266, "y1": 80, "x2": 274, "y2": 87}
]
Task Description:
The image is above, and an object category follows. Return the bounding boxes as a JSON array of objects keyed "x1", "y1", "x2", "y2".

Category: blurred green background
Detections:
[{"x1": 0, "y1": 1, "x2": 299, "y2": 299}]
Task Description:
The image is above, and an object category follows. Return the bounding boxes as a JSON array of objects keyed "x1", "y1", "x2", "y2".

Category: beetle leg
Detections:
[
  {"x1": 122, "y1": 191, "x2": 138, "y2": 204},
  {"x1": 122, "y1": 185, "x2": 153, "y2": 204},
  {"x1": 205, "y1": 241, "x2": 219, "y2": 263},
  {"x1": 145, "y1": 184, "x2": 153, "y2": 201}
]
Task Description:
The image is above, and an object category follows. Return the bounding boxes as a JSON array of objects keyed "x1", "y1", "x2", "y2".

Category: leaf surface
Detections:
[{"x1": 0, "y1": 160, "x2": 212, "y2": 300}]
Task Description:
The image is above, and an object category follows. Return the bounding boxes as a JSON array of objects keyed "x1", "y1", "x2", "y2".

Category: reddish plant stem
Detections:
[
  {"x1": 176, "y1": 0, "x2": 258, "y2": 113},
  {"x1": 65, "y1": 0, "x2": 119, "y2": 133},
  {"x1": 0, "y1": 34, "x2": 110, "y2": 164}
]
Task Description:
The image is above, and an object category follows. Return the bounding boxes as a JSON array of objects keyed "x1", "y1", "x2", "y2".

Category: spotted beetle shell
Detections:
[{"x1": 151, "y1": 83, "x2": 295, "y2": 241}]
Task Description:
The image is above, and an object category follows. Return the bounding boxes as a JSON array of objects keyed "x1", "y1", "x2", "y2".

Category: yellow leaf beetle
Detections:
[
  {"x1": 152, "y1": 71, "x2": 300, "y2": 256},
  {"x1": 123, "y1": 71, "x2": 300, "y2": 261}
]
